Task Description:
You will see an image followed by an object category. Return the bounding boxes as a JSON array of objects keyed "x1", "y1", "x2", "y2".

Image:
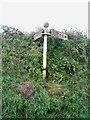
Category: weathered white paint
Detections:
[
  {"x1": 42, "y1": 24, "x2": 48, "y2": 79},
  {"x1": 33, "y1": 30, "x2": 43, "y2": 40},
  {"x1": 43, "y1": 34, "x2": 47, "y2": 69},
  {"x1": 50, "y1": 29, "x2": 68, "y2": 40}
]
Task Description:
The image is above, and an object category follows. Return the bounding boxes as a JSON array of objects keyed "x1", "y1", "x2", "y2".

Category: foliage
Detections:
[{"x1": 2, "y1": 26, "x2": 89, "y2": 118}]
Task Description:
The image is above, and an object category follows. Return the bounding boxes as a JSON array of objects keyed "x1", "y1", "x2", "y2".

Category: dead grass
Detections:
[{"x1": 16, "y1": 81, "x2": 34, "y2": 99}]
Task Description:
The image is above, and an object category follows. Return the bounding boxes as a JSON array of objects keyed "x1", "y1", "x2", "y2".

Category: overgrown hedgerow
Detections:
[{"x1": 2, "y1": 26, "x2": 89, "y2": 118}]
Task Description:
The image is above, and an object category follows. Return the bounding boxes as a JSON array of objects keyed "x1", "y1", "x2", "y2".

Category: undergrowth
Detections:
[{"x1": 2, "y1": 27, "x2": 89, "y2": 119}]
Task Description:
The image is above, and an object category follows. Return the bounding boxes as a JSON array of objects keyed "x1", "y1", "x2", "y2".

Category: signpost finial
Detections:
[{"x1": 44, "y1": 22, "x2": 49, "y2": 28}]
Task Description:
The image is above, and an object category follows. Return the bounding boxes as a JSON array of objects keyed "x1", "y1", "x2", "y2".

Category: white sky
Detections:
[{"x1": 0, "y1": 1, "x2": 88, "y2": 33}]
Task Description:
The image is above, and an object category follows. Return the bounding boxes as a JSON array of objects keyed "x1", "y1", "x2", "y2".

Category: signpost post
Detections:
[
  {"x1": 42, "y1": 23, "x2": 49, "y2": 79},
  {"x1": 33, "y1": 22, "x2": 68, "y2": 79}
]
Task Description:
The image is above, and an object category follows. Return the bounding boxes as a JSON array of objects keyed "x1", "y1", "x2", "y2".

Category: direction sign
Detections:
[
  {"x1": 33, "y1": 30, "x2": 43, "y2": 40},
  {"x1": 50, "y1": 29, "x2": 68, "y2": 40}
]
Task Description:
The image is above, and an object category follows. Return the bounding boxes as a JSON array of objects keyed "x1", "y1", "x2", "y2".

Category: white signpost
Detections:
[{"x1": 33, "y1": 22, "x2": 68, "y2": 79}]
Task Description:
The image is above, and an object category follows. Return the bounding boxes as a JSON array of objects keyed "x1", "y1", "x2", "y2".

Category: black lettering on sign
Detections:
[
  {"x1": 33, "y1": 30, "x2": 43, "y2": 40},
  {"x1": 50, "y1": 29, "x2": 68, "y2": 40}
]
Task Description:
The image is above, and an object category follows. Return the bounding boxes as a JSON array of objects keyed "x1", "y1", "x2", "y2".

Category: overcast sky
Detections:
[{"x1": 0, "y1": 1, "x2": 88, "y2": 33}]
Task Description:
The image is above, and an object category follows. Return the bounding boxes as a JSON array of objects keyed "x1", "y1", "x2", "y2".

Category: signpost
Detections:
[
  {"x1": 33, "y1": 22, "x2": 68, "y2": 79},
  {"x1": 42, "y1": 23, "x2": 49, "y2": 79}
]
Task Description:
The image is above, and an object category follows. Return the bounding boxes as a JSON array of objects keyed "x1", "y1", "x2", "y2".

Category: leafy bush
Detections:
[{"x1": 2, "y1": 27, "x2": 89, "y2": 118}]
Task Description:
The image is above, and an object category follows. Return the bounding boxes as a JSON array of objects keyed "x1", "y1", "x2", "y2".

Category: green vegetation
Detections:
[{"x1": 2, "y1": 26, "x2": 89, "y2": 118}]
